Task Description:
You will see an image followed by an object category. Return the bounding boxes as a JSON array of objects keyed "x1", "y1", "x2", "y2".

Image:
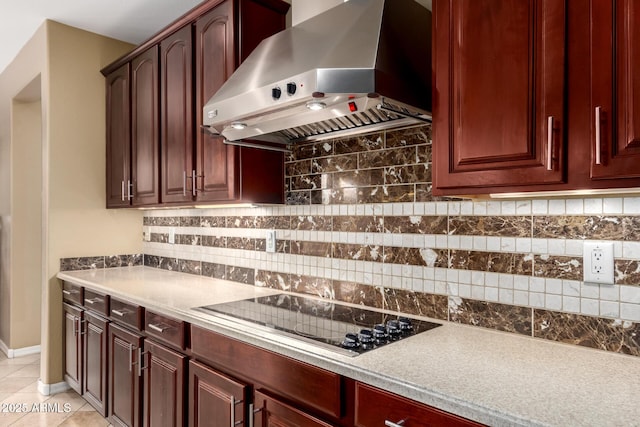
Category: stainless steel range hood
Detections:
[{"x1": 203, "y1": 0, "x2": 432, "y2": 146}]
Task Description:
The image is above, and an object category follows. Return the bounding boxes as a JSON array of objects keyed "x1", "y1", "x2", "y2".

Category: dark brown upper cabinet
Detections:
[
  {"x1": 105, "y1": 47, "x2": 159, "y2": 208},
  {"x1": 432, "y1": 0, "x2": 640, "y2": 196},
  {"x1": 160, "y1": 26, "x2": 194, "y2": 205},
  {"x1": 432, "y1": 0, "x2": 566, "y2": 194},
  {"x1": 131, "y1": 47, "x2": 160, "y2": 206},
  {"x1": 106, "y1": 63, "x2": 131, "y2": 208},
  {"x1": 590, "y1": 0, "x2": 640, "y2": 180},
  {"x1": 103, "y1": 0, "x2": 289, "y2": 208}
]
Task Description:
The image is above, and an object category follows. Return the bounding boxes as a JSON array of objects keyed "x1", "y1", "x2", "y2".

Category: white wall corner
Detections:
[
  {"x1": 37, "y1": 379, "x2": 70, "y2": 396},
  {"x1": 0, "y1": 340, "x2": 40, "y2": 358}
]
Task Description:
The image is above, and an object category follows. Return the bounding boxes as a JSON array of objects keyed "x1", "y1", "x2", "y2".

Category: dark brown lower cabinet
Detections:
[
  {"x1": 143, "y1": 340, "x2": 187, "y2": 427},
  {"x1": 109, "y1": 322, "x2": 144, "y2": 427},
  {"x1": 63, "y1": 303, "x2": 83, "y2": 394},
  {"x1": 187, "y1": 360, "x2": 248, "y2": 427},
  {"x1": 253, "y1": 389, "x2": 335, "y2": 427},
  {"x1": 83, "y1": 311, "x2": 109, "y2": 416},
  {"x1": 354, "y1": 382, "x2": 484, "y2": 427}
]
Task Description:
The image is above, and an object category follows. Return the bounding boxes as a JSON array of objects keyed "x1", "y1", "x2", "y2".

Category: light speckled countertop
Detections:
[{"x1": 58, "y1": 266, "x2": 640, "y2": 427}]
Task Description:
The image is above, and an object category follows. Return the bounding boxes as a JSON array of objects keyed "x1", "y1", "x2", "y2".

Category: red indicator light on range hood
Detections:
[{"x1": 348, "y1": 101, "x2": 358, "y2": 112}]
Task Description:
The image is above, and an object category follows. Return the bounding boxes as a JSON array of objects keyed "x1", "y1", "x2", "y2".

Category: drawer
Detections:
[
  {"x1": 354, "y1": 382, "x2": 484, "y2": 427},
  {"x1": 83, "y1": 289, "x2": 109, "y2": 316},
  {"x1": 144, "y1": 311, "x2": 187, "y2": 350},
  {"x1": 191, "y1": 325, "x2": 343, "y2": 420},
  {"x1": 109, "y1": 298, "x2": 144, "y2": 330},
  {"x1": 62, "y1": 282, "x2": 83, "y2": 305}
]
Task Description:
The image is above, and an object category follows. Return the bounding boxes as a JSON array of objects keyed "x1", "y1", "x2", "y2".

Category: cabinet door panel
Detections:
[
  {"x1": 195, "y1": 2, "x2": 238, "y2": 202},
  {"x1": 591, "y1": 0, "x2": 640, "y2": 179},
  {"x1": 143, "y1": 340, "x2": 187, "y2": 427},
  {"x1": 188, "y1": 360, "x2": 248, "y2": 427},
  {"x1": 64, "y1": 303, "x2": 83, "y2": 394},
  {"x1": 106, "y1": 64, "x2": 131, "y2": 207},
  {"x1": 131, "y1": 46, "x2": 160, "y2": 206},
  {"x1": 161, "y1": 26, "x2": 194, "y2": 204},
  {"x1": 83, "y1": 312, "x2": 108, "y2": 416},
  {"x1": 109, "y1": 323, "x2": 143, "y2": 427},
  {"x1": 433, "y1": 0, "x2": 566, "y2": 192}
]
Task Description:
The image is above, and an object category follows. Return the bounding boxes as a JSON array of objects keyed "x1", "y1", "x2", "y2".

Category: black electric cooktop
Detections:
[{"x1": 194, "y1": 293, "x2": 441, "y2": 357}]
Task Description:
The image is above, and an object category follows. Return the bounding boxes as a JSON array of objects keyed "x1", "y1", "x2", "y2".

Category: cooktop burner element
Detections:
[{"x1": 194, "y1": 293, "x2": 440, "y2": 357}]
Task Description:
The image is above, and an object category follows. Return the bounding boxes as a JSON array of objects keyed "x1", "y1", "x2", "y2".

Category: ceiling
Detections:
[{"x1": 0, "y1": 0, "x2": 207, "y2": 74}]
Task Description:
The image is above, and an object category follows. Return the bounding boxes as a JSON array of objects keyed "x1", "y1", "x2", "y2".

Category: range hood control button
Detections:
[
  {"x1": 272, "y1": 87, "x2": 282, "y2": 100},
  {"x1": 286, "y1": 82, "x2": 297, "y2": 96}
]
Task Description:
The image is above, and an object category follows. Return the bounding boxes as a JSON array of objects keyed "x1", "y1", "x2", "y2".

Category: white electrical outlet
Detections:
[
  {"x1": 583, "y1": 241, "x2": 614, "y2": 285},
  {"x1": 143, "y1": 227, "x2": 151, "y2": 242},
  {"x1": 266, "y1": 230, "x2": 276, "y2": 253},
  {"x1": 168, "y1": 227, "x2": 176, "y2": 245}
]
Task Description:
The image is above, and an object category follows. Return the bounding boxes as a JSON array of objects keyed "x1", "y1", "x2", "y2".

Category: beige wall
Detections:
[
  {"x1": 10, "y1": 97, "x2": 43, "y2": 349},
  {"x1": 0, "y1": 20, "x2": 142, "y2": 384},
  {"x1": 0, "y1": 24, "x2": 47, "y2": 350},
  {"x1": 43, "y1": 21, "x2": 141, "y2": 384}
]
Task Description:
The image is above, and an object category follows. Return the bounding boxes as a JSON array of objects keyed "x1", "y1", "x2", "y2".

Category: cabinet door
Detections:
[
  {"x1": 143, "y1": 340, "x2": 187, "y2": 427},
  {"x1": 253, "y1": 390, "x2": 334, "y2": 427},
  {"x1": 63, "y1": 303, "x2": 83, "y2": 394},
  {"x1": 106, "y1": 63, "x2": 131, "y2": 207},
  {"x1": 109, "y1": 323, "x2": 143, "y2": 427},
  {"x1": 194, "y1": 1, "x2": 238, "y2": 202},
  {"x1": 354, "y1": 382, "x2": 483, "y2": 427},
  {"x1": 161, "y1": 25, "x2": 194, "y2": 204},
  {"x1": 590, "y1": 0, "x2": 640, "y2": 179},
  {"x1": 433, "y1": 0, "x2": 566, "y2": 193},
  {"x1": 131, "y1": 46, "x2": 160, "y2": 206},
  {"x1": 188, "y1": 360, "x2": 248, "y2": 427},
  {"x1": 83, "y1": 311, "x2": 109, "y2": 416}
]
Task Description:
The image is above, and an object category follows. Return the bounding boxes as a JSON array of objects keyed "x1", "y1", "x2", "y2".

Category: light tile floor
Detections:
[{"x1": 0, "y1": 352, "x2": 109, "y2": 426}]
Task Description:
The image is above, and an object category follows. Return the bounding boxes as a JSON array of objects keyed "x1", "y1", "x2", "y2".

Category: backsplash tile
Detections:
[{"x1": 67, "y1": 123, "x2": 637, "y2": 358}]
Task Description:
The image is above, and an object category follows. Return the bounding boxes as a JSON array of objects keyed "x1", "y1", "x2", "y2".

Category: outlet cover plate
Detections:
[{"x1": 583, "y1": 241, "x2": 614, "y2": 285}]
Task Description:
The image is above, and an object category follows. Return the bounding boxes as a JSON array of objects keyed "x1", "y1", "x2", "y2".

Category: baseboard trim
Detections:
[
  {"x1": 0, "y1": 340, "x2": 40, "y2": 359},
  {"x1": 37, "y1": 380, "x2": 70, "y2": 396}
]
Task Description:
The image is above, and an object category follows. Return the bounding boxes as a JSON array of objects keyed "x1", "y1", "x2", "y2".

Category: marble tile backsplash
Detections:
[{"x1": 67, "y1": 125, "x2": 640, "y2": 357}]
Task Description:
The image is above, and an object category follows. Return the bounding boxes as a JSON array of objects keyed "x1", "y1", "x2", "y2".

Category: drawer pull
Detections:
[
  {"x1": 84, "y1": 298, "x2": 95, "y2": 305},
  {"x1": 385, "y1": 419, "x2": 407, "y2": 427},
  {"x1": 147, "y1": 323, "x2": 170, "y2": 333},
  {"x1": 62, "y1": 289, "x2": 78, "y2": 296},
  {"x1": 111, "y1": 309, "x2": 129, "y2": 317}
]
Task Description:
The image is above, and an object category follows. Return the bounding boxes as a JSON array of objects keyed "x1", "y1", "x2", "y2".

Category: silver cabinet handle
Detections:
[
  {"x1": 546, "y1": 116, "x2": 554, "y2": 171},
  {"x1": 192, "y1": 170, "x2": 197, "y2": 197},
  {"x1": 62, "y1": 290, "x2": 72, "y2": 295},
  {"x1": 84, "y1": 298, "x2": 95, "y2": 305},
  {"x1": 230, "y1": 398, "x2": 243, "y2": 427},
  {"x1": 248, "y1": 403, "x2": 263, "y2": 427},
  {"x1": 147, "y1": 323, "x2": 169, "y2": 333},
  {"x1": 121, "y1": 180, "x2": 126, "y2": 201},
  {"x1": 111, "y1": 309, "x2": 128, "y2": 317},
  {"x1": 137, "y1": 347, "x2": 148, "y2": 377},
  {"x1": 595, "y1": 106, "x2": 602, "y2": 165},
  {"x1": 128, "y1": 344, "x2": 135, "y2": 373},
  {"x1": 385, "y1": 419, "x2": 407, "y2": 427},
  {"x1": 127, "y1": 180, "x2": 133, "y2": 200},
  {"x1": 73, "y1": 317, "x2": 79, "y2": 337},
  {"x1": 183, "y1": 171, "x2": 187, "y2": 196}
]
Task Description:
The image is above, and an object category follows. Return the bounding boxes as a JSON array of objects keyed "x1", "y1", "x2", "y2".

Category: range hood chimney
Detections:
[{"x1": 203, "y1": 0, "x2": 432, "y2": 145}]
